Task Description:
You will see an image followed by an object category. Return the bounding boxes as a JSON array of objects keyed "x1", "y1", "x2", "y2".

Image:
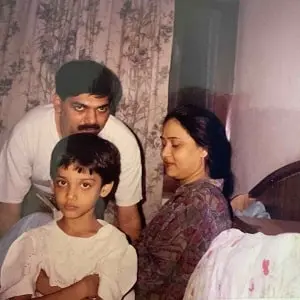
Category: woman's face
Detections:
[{"x1": 161, "y1": 118, "x2": 208, "y2": 184}]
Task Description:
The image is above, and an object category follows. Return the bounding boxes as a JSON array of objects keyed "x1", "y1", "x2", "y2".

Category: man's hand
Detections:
[
  {"x1": 36, "y1": 269, "x2": 61, "y2": 295},
  {"x1": 0, "y1": 202, "x2": 21, "y2": 237},
  {"x1": 117, "y1": 204, "x2": 141, "y2": 241}
]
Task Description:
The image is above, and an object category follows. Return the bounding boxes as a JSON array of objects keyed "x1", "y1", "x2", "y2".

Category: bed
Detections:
[{"x1": 238, "y1": 160, "x2": 300, "y2": 234}]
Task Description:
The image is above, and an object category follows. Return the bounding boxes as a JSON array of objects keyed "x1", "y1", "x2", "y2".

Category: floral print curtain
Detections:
[{"x1": 0, "y1": 0, "x2": 174, "y2": 221}]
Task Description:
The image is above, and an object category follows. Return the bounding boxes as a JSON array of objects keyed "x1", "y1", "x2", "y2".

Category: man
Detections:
[{"x1": 0, "y1": 60, "x2": 142, "y2": 241}]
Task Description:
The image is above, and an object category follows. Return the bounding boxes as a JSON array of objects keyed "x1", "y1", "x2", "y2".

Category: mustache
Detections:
[{"x1": 77, "y1": 124, "x2": 100, "y2": 131}]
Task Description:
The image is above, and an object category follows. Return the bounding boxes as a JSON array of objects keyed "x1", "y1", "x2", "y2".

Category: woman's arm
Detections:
[
  {"x1": 134, "y1": 209, "x2": 190, "y2": 293},
  {"x1": 157, "y1": 194, "x2": 232, "y2": 297}
]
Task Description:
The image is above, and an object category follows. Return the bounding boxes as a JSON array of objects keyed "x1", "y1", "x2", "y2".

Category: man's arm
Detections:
[
  {"x1": 0, "y1": 124, "x2": 33, "y2": 236},
  {"x1": 0, "y1": 202, "x2": 21, "y2": 237},
  {"x1": 117, "y1": 204, "x2": 141, "y2": 241},
  {"x1": 113, "y1": 132, "x2": 143, "y2": 241}
]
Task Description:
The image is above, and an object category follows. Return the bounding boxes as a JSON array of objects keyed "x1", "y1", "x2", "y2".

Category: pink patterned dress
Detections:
[{"x1": 184, "y1": 228, "x2": 300, "y2": 299}]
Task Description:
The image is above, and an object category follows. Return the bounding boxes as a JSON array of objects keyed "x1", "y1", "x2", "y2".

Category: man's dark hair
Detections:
[
  {"x1": 55, "y1": 60, "x2": 122, "y2": 113},
  {"x1": 50, "y1": 133, "x2": 121, "y2": 197}
]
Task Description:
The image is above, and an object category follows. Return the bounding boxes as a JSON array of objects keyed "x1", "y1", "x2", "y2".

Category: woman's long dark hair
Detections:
[{"x1": 164, "y1": 104, "x2": 234, "y2": 200}]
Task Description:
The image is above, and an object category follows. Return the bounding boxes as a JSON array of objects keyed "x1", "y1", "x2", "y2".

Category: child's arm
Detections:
[
  {"x1": 0, "y1": 232, "x2": 94, "y2": 300},
  {"x1": 8, "y1": 296, "x2": 31, "y2": 300},
  {"x1": 35, "y1": 269, "x2": 61, "y2": 295},
  {"x1": 8, "y1": 274, "x2": 99, "y2": 300},
  {"x1": 96, "y1": 242, "x2": 137, "y2": 299}
]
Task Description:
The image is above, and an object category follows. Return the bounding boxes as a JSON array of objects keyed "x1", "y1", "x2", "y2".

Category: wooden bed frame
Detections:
[{"x1": 249, "y1": 161, "x2": 300, "y2": 222}]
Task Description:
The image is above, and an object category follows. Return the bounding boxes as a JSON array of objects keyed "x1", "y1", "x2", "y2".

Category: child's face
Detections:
[{"x1": 53, "y1": 164, "x2": 112, "y2": 219}]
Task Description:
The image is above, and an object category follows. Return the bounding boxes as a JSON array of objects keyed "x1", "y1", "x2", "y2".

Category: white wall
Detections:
[{"x1": 229, "y1": 0, "x2": 300, "y2": 194}]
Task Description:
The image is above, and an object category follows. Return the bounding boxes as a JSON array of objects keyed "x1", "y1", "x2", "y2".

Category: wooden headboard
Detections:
[{"x1": 249, "y1": 161, "x2": 300, "y2": 221}]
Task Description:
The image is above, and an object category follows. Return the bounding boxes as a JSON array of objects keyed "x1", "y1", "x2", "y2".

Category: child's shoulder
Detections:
[
  {"x1": 20, "y1": 220, "x2": 56, "y2": 240},
  {"x1": 7, "y1": 220, "x2": 56, "y2": 254},
  {"x1": 96, "y1": 219, "x2": 130, "y2": 245},
  {"x1": 97, "y1": 219, "x2": 124, "y2": 236}
]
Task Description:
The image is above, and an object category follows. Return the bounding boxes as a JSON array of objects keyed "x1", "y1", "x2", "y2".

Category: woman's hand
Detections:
[{"x1": 36, "y1": 269, "x2": 61, "y2": 295}]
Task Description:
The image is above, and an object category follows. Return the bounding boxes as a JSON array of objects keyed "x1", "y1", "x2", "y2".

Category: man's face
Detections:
[{"x1": 54, "y1": 93, "x2": 110, "y2": 137}]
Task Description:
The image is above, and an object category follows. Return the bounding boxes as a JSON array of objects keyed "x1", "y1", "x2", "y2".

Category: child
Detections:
[{"x1": 0, "y1": 133, "x2": 137, "y2": 300}]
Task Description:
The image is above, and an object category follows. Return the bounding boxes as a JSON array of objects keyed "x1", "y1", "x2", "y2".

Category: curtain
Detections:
[{"x1": 0, "y1": 0, "x2": 175, "y2": 222}]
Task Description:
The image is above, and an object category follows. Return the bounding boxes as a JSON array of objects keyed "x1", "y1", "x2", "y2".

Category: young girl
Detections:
[{"x1": 0, "y1": 133, "x2": 137, "y2": 300}]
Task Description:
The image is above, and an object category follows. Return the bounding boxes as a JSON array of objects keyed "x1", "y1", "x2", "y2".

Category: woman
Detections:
[{"x1": 134, "y1": 104, "x2": 233, "y2": 300}]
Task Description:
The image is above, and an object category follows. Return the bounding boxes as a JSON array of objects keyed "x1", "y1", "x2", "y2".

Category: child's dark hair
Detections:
[
  {"x1": 50, "y1": 133, "x2": 121, "y2": 197},
  {"x1": 164, "y1": 104, "x2": 234, "y2": 201},
  {"x1": 55, "y1": 60, "x2": 122, "y2": 114}
]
